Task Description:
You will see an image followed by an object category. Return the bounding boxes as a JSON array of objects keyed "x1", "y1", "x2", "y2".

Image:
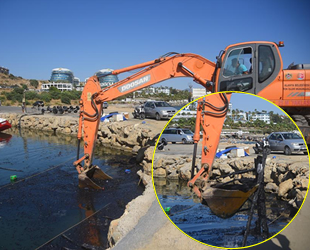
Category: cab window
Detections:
[
  {"x1": 258, "y1": 45, "x2": 275, "y2": 83},
  {"x1": 223, "y1": 47, "x2": 252, "y2": 77},
  {"x1": 219, "y1": 78, "x2": 253, "y2": 92}
]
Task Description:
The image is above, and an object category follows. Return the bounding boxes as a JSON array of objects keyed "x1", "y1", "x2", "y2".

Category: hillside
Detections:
[{"x1": 0, "y1": 73, "x2": 48, "y2": 90}]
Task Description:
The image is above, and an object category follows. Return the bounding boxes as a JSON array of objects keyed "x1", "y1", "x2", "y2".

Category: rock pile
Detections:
[
  {"x1": 153, "y1": 155, "x2": 309, "y2": 209},
  {"x1": 0, "y1": 113, "x2": 158, "y2": 152}
]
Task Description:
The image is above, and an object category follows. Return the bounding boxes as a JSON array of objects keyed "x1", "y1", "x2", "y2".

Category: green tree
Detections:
[
  {"x1": 25, "y1": 91, "x2": 39, "y2": 100},
  {"x1": 49, "y1": 86, "x2": 61, "y2": 99},
  {"x1": 61, "y1": 95, "x2": 71, "y2": 104},
  {"x1": 30, "y1": 79, "x2": 39, "y2": 88},
  {"x1": 40, "y1": 92, "x2": 52, "y2": 102}
]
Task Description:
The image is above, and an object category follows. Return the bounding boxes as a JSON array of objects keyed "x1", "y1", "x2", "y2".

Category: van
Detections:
[{"x1": 160, "y1": 128, "x2": 194, "y2": 144}]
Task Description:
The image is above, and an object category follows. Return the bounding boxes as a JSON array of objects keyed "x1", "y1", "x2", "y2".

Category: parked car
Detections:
[
  {"x1": 160, "y1": 128, "x2": 194, "y2": 144},
  {"x1": 33, "y1": 100, "x2": 44, "y2": 107},
  {"x1": 143, "y1": 101, "x2": 177, "y2": 120},
  {"x1": 266, "y1": 132, "x2": 307, "y2": 155}
]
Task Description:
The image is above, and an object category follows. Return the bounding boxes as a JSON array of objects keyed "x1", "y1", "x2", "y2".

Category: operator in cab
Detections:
[{"x1": 232, "y1": 58, "x2": 248, "y2": 75}]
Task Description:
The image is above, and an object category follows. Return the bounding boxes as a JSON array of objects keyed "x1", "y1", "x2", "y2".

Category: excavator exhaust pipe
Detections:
[{"x1": 78, "y1": 165, "x2": 113, "y2": 190}]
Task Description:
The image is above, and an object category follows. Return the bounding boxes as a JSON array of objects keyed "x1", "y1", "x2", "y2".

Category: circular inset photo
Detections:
[{"x1": 153, "y1": 92, "x2": 309, "y2": 248}]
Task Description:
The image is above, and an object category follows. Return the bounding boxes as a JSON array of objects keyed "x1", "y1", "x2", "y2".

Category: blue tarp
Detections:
[
  {"x1": 100, "y1": 112, "x2": 127, "y2": 122},
  {"x1": 216, "y1": 147, "x2": 249, "y2": 158}
]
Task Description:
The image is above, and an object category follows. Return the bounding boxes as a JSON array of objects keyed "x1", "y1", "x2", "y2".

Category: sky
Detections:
[
  {"x1": 230, "y1": 93, "x2": 287, "y2": 114},
  {"x1": 1, "y1": 0, "x2": 310, "y2": 90}
]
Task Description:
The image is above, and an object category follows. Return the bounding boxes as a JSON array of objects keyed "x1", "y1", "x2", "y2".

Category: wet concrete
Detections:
[
  {"x1": 154, "y1": 179, "x2": 294, "y2": 248},
  {"x1": 0, "y1": 128, "x2": 144, "y2": 249}
]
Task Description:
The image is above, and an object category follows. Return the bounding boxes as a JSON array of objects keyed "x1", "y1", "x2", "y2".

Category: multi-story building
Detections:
[
  {"x1": 251, "y1": 112, "x2": 270, "y2": 124},
  {"x1": 42, "y1": 68, "x2": 74, "y2": 91},
  {"x1": 41, "y1": 82, "x2": 73, "y2": 91},
  {"x1": 146, "y1": 87, "x2": 156, "y2": 95},
  {"x1": 95, "y1": 69, "x2": 119, "y2": 88},
  {"x1": 73, "y1": 77, "x2": 80, "y2": 87},
  {"x1": 157, "y1": 87, "x2": 170, "y2": 95},
  {"x1": 50, "y1": 68, "x2": 74, "y2": 83}
]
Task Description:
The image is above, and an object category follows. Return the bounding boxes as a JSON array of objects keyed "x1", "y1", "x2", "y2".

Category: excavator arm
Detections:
[
  {"x1": 74, "y1": 53, "x2": 216, "y2": 189},
  {"x1": 187, "y1": 93, "x2": 231, "y2": 196}
]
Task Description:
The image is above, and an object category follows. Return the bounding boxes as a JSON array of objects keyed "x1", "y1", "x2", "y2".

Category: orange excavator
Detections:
[{"x1": 74, "y1": 41, "x2": 310, "y2": 189}]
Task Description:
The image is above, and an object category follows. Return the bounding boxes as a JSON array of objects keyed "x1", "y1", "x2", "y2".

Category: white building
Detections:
[
  {"x1": 145, "y1": 87, "x2": 156, "y2": 95},
  {"x1": 157, "y1": 87, "x2": 170, "y2": 95},
  {"x1": 41, "y1": 82, "x2": 73, "y2": 91},
  {"x1": 251, "y1": 112, "x2": 270, "y2": 124},
  {"x1": 42, "y1": 68, "x2": 74, "y2": 91}
]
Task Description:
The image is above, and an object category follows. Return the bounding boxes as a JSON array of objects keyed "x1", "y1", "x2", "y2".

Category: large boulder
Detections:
[
  {"x1": 278, "y1": 179, "x2": 293, "y2": 197},
  {"x1": 153, "y1": 168, "x2": 167, "y2": 178},
  {"x1": 265, "y1": 182, "x2": 279, "y2": 193},
  {"x1": 219, "y1": 163, "x2": 234, "y2": 174}
]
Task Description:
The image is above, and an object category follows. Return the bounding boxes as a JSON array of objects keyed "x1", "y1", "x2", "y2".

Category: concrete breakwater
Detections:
[
  {"x1": 0, "y1": 113, "x2": 158, "y2": 152},
  {"x1": 153, "y1": 154, "x2": 309, "y2": 210}
]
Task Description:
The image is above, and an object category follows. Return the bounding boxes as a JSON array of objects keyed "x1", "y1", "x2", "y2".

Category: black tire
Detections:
[
  {"x1": 157, "y1": 144, "x2": 164, "y2": 150},
  {"x1": 284, "y1": 146, "x2": 292, "y2": 155},
  {"x1": 140, "y1": 113, "x2": 145, "y2": 120},
  {"x1": 161, "y1": 138, "x2": 167, "y2": 145},
  {"x1": 253, "y1": 147, "x2": 259, "y2": 154},
  {"x1": 182, "y1": 138, "x2": 187, "y2": 144},
  {"x1": 155, "y1": 113, "x2": 161, "y2": 120},
  {"x1": 303, "y1": 152, "x2": 308, "y2": 155},
  {"x1": 172, "y1": 142, "x2": 176, "y2": 144}
]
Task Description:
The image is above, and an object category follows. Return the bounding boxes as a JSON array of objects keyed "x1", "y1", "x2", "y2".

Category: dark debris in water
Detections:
[
  {"x1": 0, "y1": 128, "x2": 144, "y2": 250},
  {"x1": 158, "y1": 181, "x2": 293, "y2": 248}
]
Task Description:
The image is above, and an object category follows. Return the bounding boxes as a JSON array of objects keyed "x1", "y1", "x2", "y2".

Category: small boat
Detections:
[{"x1": 0, "y1": 118, "x2": 12, "y2": 132}]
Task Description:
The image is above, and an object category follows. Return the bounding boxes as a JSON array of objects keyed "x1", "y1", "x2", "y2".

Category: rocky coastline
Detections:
[{"x1": 153, "y1": 153, "x2": 309, "y2": 210}]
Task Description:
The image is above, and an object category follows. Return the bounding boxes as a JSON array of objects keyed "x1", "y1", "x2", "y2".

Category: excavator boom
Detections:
[
  {"x1": 96, "y1": 53, "x2": 215, "y2": 102},
  {"x1": 75, "y1": 53, "x2": 216, "y2": 189}
]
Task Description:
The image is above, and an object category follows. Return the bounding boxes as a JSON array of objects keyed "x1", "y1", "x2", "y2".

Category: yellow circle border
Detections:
[{"x1": 151, "y1": 91, "x2": 310, "y2": 249}]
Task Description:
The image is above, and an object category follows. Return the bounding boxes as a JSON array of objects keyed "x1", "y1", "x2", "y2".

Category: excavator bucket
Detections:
[
  {"x1": 201, "y1": 183, "x2": 258, "y2": 218},
  {"x1": 78, "y1": 165, "x2": 112, "y2": 190}
]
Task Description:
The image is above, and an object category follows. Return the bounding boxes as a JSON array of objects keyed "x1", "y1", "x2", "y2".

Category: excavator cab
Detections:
[{"x1": 216, "y1": 42, "x2": 283, "y2": 96}]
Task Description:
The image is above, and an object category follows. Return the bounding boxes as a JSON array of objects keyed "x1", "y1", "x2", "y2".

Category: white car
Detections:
[{"x1": 160, "y1": 128, "x2": 194, "y2": 144}]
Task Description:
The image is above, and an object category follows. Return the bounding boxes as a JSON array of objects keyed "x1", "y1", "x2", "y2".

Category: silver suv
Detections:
[
  {"x1": 267, "y1": 132, "x2": 307, "y2": 155},
  {"x1": 144, "y1": 101, "x2": 177, "y2": 120},
  {"x1": 160, "y1": 128, "x2": 194, "y2": 144}
]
